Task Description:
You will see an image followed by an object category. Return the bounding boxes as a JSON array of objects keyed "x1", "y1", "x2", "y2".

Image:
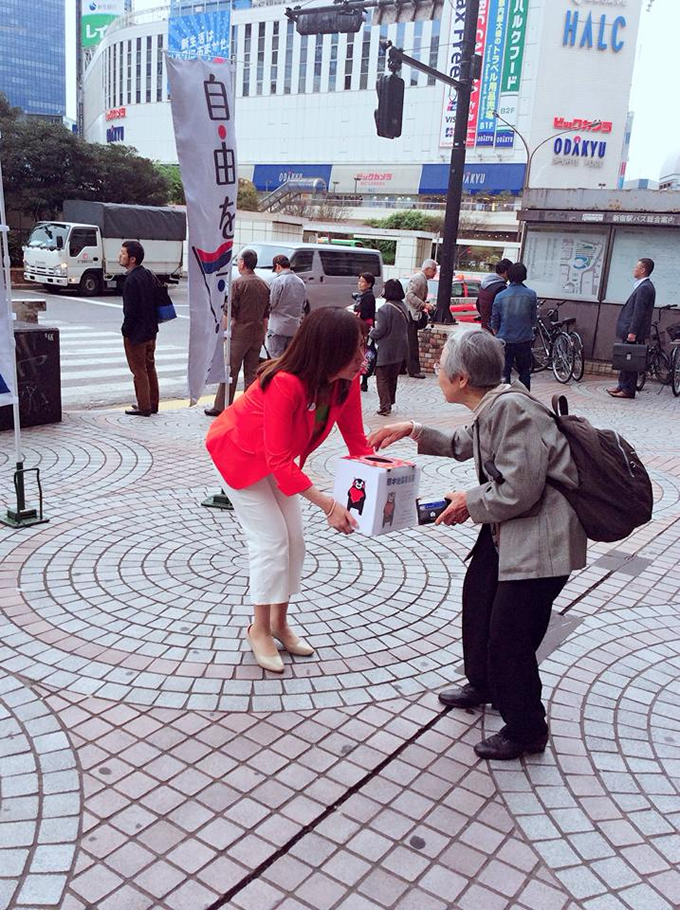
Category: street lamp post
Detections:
[{"x1": 492, "y1": 111, "x2": 602, "y2": 244}]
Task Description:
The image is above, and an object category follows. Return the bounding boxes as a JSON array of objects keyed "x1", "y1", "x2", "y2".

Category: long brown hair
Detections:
[{"x1": 259, "y1": 307, "x2": 363, "y2": 403}]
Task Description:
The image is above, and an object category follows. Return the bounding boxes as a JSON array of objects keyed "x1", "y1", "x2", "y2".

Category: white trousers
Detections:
[{"x1": 217, "y1": 472, "x2": 305, "y2": 605}]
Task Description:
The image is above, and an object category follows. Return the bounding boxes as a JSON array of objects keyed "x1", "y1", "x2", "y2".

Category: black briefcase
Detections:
[{"x1": 612, "y1": 343, "x2": 647, "y2": 372}]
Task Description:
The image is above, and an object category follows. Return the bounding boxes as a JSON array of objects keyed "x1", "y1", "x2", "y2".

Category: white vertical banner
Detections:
[
  {"x1": 167, "y1": 57, "x2": 237, "y2": 405},
  {"x1": 0, "y1": 227, "x2": 17, "y2": 409}
]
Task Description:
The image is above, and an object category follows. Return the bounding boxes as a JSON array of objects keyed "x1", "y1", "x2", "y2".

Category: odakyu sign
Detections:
[
  {"x1": 553, "y1": 136, "x2": 607, "y2": 158},
  {"x1": 563, "y1": 10, "x2": 627, "y2": 51}
]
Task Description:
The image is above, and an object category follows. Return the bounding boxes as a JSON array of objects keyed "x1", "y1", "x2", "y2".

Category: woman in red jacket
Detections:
[{"x1": 206, "y1": 308, "x2": 372, "y2": 673}]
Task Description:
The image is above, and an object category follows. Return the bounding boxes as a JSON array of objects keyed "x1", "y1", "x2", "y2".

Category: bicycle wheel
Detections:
[
  {"x1": 531, "y1": 324, "x2": 550, "y2": 373},
  {"x1": 672, "y1": 346, "x2": 680, "y2": 397},
  {"x1": 551, "y1": 332, "x2": 574, "y2": 384},
  {"x1": 635, "y1": 369, "x2": 647, "y2": 392},
  {"x1": 655, "y1": 349, "x2": 672, "y2": 386},
  {"x1": 569, "y1": 331, "x2": 584, "y2": 382}
]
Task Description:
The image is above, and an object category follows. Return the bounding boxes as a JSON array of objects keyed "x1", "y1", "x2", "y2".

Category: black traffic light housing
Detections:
[
  {"x1": 293, "y1": 8, "x2": 364, "y2": 34},
  {"x1": 374, "y1": 73, "x2": 404, "y2": 139}
]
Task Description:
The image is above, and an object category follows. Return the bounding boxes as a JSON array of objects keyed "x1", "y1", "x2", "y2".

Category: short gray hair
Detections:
[
  {"x1": 422, "y1": 258, "x2": 437, "y2": 270},
  {"x1": 440, "y1": 331, "x2": 504, "y2": 389}
]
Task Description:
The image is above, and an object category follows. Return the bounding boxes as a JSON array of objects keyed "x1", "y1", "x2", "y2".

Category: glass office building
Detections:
[{"x1": 0, "y1": 0, "x2": 66, "y2": 118}]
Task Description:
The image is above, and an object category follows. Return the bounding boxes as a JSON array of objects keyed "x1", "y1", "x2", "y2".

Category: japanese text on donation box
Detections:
[{"x1": 333, "y1": 455, "x2": 420, "y2": 537}]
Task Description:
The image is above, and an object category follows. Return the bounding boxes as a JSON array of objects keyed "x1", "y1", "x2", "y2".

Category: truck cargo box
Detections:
[{"x1": 62, "y1": 201, "x2": 186, "y2": 242}]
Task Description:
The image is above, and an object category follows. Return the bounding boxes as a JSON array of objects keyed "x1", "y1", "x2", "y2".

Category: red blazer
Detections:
[{"x1": 206, "y1": 372, "x2": 373, "y2": 496}]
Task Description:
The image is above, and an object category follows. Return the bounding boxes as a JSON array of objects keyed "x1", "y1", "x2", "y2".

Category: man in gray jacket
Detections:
[
  {"x1": 368, "y1": 331, "x2": 587, "y2": 761},
  {"x1": 404, "y1": 259, "x2": 437, "y2": 378},
  {"x1": 267, "y1": 254, "x2": 307, "y2": 357}
]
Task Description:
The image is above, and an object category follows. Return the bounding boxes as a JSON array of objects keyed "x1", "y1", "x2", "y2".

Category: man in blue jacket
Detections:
[
  {"x1": 491, "y1": 262, "x2": 537, "y2": 390},
  {"x1": 608, "y1": 258, "x2": 656, "y2": 399}
]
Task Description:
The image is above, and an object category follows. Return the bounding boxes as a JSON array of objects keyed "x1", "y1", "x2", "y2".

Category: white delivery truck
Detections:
[{"x1": 23, "y1": 200, "x2": 186, "y2": 296}]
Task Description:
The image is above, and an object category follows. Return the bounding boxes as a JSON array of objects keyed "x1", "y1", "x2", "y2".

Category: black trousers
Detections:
[
  {"x1": 462, "y1": 526, "x2": 568, "y2": 742},
  {"x1": 375, "y1": 362, "x2": 400, "y2": 411},
  {"x1": 503, "y1": 340, "x2": 532, "y2": 390},
  {"x1": 617, "y1": 337, "x2": 641, "y2": 396},
  {"x1": 407, "y1": 319, "x2": 421, "y2": 375}
]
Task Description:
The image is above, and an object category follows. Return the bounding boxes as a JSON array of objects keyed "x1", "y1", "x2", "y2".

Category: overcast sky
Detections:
[{"x1": 66, "y1": 0, "x2": 680, "y2": 181}]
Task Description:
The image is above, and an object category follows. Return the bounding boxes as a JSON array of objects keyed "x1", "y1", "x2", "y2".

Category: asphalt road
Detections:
[{"x1": 14, "y1": 280, "x2": 195, "y2": 409}]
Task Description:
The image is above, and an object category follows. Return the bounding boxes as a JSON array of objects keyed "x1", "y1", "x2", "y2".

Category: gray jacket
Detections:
[
  {"x1": 269, "y1": 270, "x2": 306, "y2": 336},
  {"x1": 417, "y1": 383, "x2": 587, "y2": 581},
  {"x1": 370, "y1": 299, "x2": 410, "y2": 366},
  {"x1": 405, "y1": 272, "x2": 429, "y2": 321}
]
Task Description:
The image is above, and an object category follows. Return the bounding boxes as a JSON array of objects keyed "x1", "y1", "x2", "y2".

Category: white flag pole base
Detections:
[{"x1": 0, "y1": 461, "x2": 49, "y2": 528}]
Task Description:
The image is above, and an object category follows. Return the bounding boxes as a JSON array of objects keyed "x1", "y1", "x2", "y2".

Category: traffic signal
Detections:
[
  {"x1": 294, "y1": 8, "x2": 364, "y2": 35},
  {"x1": 374, "y1": 73, "x2": 404, "y2": 139}
]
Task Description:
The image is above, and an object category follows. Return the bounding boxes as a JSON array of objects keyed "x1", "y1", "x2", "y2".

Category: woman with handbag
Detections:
[
  {"x1": 370, "y1": 278, "x2": 410, "y2": 416},
  {"x1": 206, "y1": 308, "x2": 373, "y2": 673}
]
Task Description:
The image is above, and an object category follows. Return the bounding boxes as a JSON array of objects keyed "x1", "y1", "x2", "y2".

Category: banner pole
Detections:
[
  {"x1": 203, "y1": 59, "x2": 235, "y2": 512},
  {"x1": 0, "y1": 140, "x2": 47, "y2": 528}
]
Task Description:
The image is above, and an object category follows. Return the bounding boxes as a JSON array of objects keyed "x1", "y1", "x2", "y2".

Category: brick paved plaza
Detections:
[{"x1": 1, "y1": 370, "x2": 680, "y2": 910}]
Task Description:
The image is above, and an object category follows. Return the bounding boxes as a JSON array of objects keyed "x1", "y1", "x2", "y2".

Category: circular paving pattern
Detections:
[
  {"x1": 0, "y1": 671, "x2": 80, "y2": 910},
  {"x1": 483, "y1": 604, "x2": 680, "y2": 908},
  {"x1": 0, "y1": 486, "x2": 472, "y2": 710}
]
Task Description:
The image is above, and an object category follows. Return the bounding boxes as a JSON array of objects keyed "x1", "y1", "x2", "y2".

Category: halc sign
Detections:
[{"x1": 563, "y1": 11, "x2": 626, "y2": 51}]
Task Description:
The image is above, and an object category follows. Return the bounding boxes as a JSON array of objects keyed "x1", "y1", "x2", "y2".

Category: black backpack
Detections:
[{"x1": 544, "y1": 394, "x2": 652, "y2": 542}]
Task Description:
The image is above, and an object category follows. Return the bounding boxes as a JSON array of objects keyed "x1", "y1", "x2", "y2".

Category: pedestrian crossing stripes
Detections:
[{"x1": 48, "y1": 321, "x2": 189, "y2": 405}]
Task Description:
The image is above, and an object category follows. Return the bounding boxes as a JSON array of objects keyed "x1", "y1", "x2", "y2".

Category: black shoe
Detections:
[
  {"x1": 204, "y1": 407, "x2": 223, "y2": 416},
  {"x1": 127, "y1": 404, "x2": 158, "y2": 415},
  {"x1": 438, "y1": 684, "x2": 492, "y2": 709},
  {"x1": 408, "y1": 372, "x2": 426, "y2": 379},
  {"x1": 473, "y1": 731, "x2": 548, "y2": 761},
  {"x1": 360, "y1": 382, "x2": 368, "y2": 392},
  {"x1": 125, "y1": 408, "x2": 152, "y2": 417},
  {"x1": 376, "y1": 407, "x2": 391, "y2": 416}
]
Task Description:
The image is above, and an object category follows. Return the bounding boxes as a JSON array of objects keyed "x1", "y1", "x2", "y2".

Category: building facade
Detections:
[
  {"x1": 0, "y1": 0, "x2": 65, "y2": 118},
  {"x1": 83, "y1": 0, "x2": 644, "y2": 196}
]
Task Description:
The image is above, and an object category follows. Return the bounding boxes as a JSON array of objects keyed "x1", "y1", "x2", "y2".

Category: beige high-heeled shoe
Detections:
[
  {"x1": 246, "y1": 625, "x2": 284, "y2": 673},
  {"x1": 272, "y1": 628, "x2": 315, "y2": 657}
]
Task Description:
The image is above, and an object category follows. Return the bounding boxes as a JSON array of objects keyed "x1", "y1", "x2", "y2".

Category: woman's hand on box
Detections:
[
  {"x1": 367, "y1": 422, "x2": 413, "y2": 451},
  {"x1": 328, "y1": 503, "x2": 358, "y2": 535},
  {"x1": 435, "y1": 491, "x2": 470, "y2": 526}
]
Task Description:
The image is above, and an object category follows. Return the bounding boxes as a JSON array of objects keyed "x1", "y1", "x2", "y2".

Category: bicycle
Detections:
[
  {"x1": 666, "y1": 319, "x2": 680, "y2": 396},
  {"x1": 635, "y1": 304, "x2": 676, "y2": 391},
  {"x1": 531, "y1": 300, "x2": 582, "y2": 384}
]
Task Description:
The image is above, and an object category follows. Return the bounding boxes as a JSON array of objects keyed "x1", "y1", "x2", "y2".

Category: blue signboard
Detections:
[
  {"x1": 419, "y1": 163, "x2": 526, "y2": 195},
  {"x1": 253, "y1": 164, "x2": 333, "y2": 192},
  {"x1": 168, "y1": 10, "x2": 231, "y2": 60}
]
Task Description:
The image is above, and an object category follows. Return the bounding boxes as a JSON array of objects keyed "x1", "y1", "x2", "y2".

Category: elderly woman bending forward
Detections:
[{"x1": 369, "y1": 331, "x2": 587, "y2": 761}]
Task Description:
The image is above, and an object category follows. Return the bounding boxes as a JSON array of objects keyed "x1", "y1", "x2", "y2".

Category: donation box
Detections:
[{"x1": 333, "y1": 454, "x2": 420, "y2": 537}]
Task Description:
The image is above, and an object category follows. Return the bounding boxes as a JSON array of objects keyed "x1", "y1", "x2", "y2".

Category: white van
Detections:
[{"x1": 232, "y1": 242, "x2": 383, "y2": 311}]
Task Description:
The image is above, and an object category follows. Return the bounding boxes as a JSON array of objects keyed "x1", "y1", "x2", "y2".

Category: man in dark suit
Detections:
[
  {"x1": 607, "y1": 258, "x2": 656, "y2": 399},
  {"x1": 119, "y1": 240, "x2": 159, "y2": 416}
]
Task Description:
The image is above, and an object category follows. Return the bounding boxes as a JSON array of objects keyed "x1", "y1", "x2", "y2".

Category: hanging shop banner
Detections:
[
  {"x1": 475, "y1": 0, "x2": 509, "y2": 148},
  {"x1": 494, "y1": 0, "x2": 529, "y2": 148},
  {"x1": 466, "y1": 0, "x2": 490, "y2": 148},
  {"x1": 168, "y1": 10, "x2": 232, "y2": 61},
  {"x1": 0, "y1": 253, "x2": 16, "y2": 408},
  {"x1": 168, "y1": 58, "x2": 237, "y2": 404},
  {"x1": 81, "y1": 0, "x2": 126, "y2": 49},
  {"x1": 438, "y1": 0, "x2": 468, "y2": 148}
]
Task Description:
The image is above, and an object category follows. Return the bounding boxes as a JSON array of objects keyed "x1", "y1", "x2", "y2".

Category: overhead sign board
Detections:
[{"x1": 81, "y1": 0, "x2": 126, "y2": 48}]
